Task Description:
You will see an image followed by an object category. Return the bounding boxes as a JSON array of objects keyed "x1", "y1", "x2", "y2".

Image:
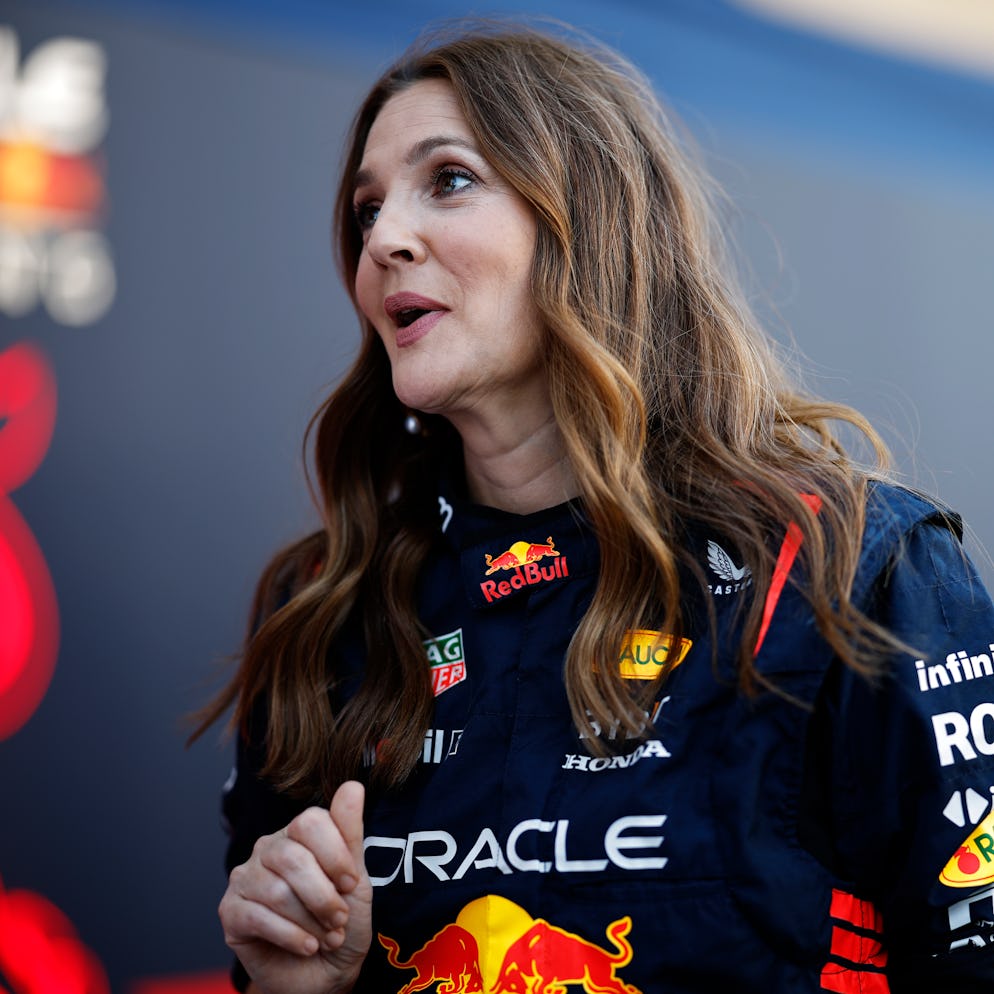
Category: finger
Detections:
[
  {"x1": 254, "y1": 835, "x2": 350, "y2": 929},
  {"x1": 221, "y1": 892, "x2": 320, "y2": 959},
  {"x1": 283, "y1": 805, "x2": 362, "y2": 908},
  {"x1": 329, "y1": 781, "x2": 366, "y2": 890}
]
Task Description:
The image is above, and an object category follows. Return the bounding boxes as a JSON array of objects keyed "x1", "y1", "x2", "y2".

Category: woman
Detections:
[{"x1": 202, "y1": 21, "x2": 994, "y2": 994}]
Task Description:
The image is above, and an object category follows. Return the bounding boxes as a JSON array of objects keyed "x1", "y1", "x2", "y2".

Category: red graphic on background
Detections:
[
  {"x1": 0, "y1": 342, "x2": 59, "y2": 740},
  {"x1": 0, "y1": 140, "x2": 105, "y2": 218},
  {"x1": 0, "y1": 874, "x2": 108, "y2": 994}
]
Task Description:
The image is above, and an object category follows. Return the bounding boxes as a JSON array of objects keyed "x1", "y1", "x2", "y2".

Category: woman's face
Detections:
[{"x1": 353, "y1": 79, "x2": 548, "y2": 425}]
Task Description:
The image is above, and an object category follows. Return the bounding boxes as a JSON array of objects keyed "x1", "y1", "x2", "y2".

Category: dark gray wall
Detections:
[
  {"x1": 1, "y1": 4, "x2": 369, "y2": 989},
  {"x1": 2, "y1": 1, "x2": 992, "y2": 991}
]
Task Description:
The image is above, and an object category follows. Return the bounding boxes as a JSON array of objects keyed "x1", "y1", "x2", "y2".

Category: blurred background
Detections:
[{"x1": 1, "y1": 0, "x2": 992, "y2": 991}]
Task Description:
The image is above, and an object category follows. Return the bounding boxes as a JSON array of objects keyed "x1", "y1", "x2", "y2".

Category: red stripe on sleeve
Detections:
[
  {"x1": 821, "y1": 890, "x2": 890, "y2": 993},
  {"x1": 829, "y1": 888, "x2": 884, "y2": 934},
  {"x1": 821, "y1": 963, "x2": 891, "y2": 994},
  {"x1": 829, "y1": 925, "x2": 888, "y2": 968}
]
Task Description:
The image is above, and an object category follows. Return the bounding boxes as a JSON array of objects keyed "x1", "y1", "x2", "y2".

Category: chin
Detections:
[
  {"x1": 388, "y1": 358, "x2": 473, "y2": 422},
  {"x1": 390, "y1": 379, "x2": 449, "y2": 419}
]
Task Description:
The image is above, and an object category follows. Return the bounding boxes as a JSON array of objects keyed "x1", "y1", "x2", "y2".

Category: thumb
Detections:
[{"x1": 330, "y1": 780, "x2": 367, "y2": 874}]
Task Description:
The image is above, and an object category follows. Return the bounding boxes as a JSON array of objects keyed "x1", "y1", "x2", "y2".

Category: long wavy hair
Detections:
[{"x1": 196, "y1": 21, "x2": 895, "y2": 799}]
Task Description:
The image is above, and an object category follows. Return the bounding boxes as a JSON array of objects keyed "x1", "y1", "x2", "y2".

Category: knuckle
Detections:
[
  {"x1": 262, "y1": 874, "x2": 293, "y2": 908},
  {"x1": 240, "y1": 901, "x2": 265, "y2": 933},
  {"x1": 218, "y1": 895, "x2": 251, "y2": 941},
  {"x1": 288, "y1": 806, "x2": 328, "y2": 841},
  {"x1": 266, "y1": 842, "x2": 307, "y2": 876}
]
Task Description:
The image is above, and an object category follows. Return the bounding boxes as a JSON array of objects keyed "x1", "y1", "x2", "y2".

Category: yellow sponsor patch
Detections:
[
  {"x1": 940, "y1": 805, "x2": 994, "y2": 887},
  {"x1": 618, "y1": 629, "x2": 692, "y2": 680}
]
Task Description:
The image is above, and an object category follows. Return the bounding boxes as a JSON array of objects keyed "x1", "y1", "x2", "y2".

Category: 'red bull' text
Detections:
[{"x1": 480, "y1": 557, "x2": 569, "y2": 602}]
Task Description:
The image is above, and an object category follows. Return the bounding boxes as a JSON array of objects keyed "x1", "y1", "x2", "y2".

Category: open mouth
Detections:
[
  {"x1": 396, "y1": 308, "x2": 431, "y2": 328},
  {"x1": 384, "y1": 293, "x2": 447, "y2": 339}
]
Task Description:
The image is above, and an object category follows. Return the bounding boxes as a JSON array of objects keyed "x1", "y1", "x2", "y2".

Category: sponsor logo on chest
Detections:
[
  {"x1": 422, "y1": 728, "x2": 463, "y2": 765},
  {"x1": 618, "y1": 629, "x2": 691, "y2": 680},
  {"x1": 706, "y1": 539, "x2": 752, "y2": 595},
  {"x1": 364, "y1": 812, "x2": 668, "y2": 887},
  {"x1": 562, "y1": 632, "x2": 688, "y2": 773},
  {"x1": 424, "y1": 628, "x2": 466, "y2": 696},
  {"x1": 479, "y1": 536, "x2": 568, "y2": 603},
  {"x1": 378, "y1": 894, "x2": 643, "y2": 994}
]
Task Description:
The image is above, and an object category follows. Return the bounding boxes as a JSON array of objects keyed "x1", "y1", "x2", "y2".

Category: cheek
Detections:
[
  {"x1": 494, "y1": 240, "x2": 539, "y2": 320},
  {"x1": 455, "y1": 241, "x2": 533, "y2": 306},
  {"x1": 488, "y1": 214, "x2": 537, "y2": 296},
  {"x1": 353, "y1": 255, "x2": 377, "y2": 321}
]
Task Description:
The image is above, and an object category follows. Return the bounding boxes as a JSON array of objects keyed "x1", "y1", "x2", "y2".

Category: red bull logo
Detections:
[
  {"x1": 485, "y1": 537, "x2": 560, "y2": 574},
  {"x1": 492, "y1": 916, "x2": 639, "y2": 994},
  {"x1": 379, "y1": 896, "x2": 642, "y2": 994},
  {"x1": 379, "y1": 923, "x2": 484, "y2": 994},
  {"x1": 481, "y1": 537, "x2": 567, "y2": 603}
]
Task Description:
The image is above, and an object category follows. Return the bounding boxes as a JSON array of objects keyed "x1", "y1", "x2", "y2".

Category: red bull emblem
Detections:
[
  {"x1": 379, "y1": 923, "x2": 484, "y2": 994},
  {"x1": 379, "y1": 896, "x2": 642, "y2": 994},
  {"x1": 492, "y1": 916, "x2": 640, "y2": 994},
  {"x1": 481, "y1": 537, "x2": 568, "y2": 603}
]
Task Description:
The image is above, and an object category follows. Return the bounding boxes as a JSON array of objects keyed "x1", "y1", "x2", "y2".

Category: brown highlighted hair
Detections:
[{"x1": 195, "y1": 21, "x2": 892, "y2": 799}]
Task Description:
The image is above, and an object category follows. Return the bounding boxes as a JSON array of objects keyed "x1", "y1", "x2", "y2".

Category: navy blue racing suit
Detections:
[{"x1": 222, "y1": 481, "x2": 994, "y2": 993}]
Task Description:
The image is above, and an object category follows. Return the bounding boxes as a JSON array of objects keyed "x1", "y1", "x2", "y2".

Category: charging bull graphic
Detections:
[
  {"x1": 480, "y1": 537, "x2": 569, "y2": 603},
  {"x1": 379, "y1": 923, "x2": 484, "y2": 994},
  {"x1": 491, "y1": 916, "x2": 641, "y2": 994},
  {"x1": 485, "y1": 537, "x2": 560, "y2": 574},
  {"x1": 380, "y1": 898, "x2": 642, "y2": 994}
]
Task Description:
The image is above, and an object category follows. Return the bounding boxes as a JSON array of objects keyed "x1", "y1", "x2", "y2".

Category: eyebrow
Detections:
[{"x1": 352, "y1": 134, "x2": 479, "y2": 192}]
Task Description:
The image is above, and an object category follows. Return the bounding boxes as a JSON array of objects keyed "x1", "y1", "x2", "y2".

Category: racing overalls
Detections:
[{"x1": 223, "y1": 480, "x2": 994, "y2": 992}]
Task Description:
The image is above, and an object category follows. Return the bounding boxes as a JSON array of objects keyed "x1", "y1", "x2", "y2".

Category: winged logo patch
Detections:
[{"x1": 706, "y1": 540, "x2": 751, "y2": 595}]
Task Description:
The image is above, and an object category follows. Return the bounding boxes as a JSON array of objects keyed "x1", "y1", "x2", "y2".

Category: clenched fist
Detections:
[{"x1": 219, "y1": 781, "x2": 372, "y2": 994}]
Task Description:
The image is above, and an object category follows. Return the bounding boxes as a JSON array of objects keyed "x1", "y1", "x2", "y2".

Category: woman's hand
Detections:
[{"x1": 219, "y1": 781, "x2": 372, "y2": 994}]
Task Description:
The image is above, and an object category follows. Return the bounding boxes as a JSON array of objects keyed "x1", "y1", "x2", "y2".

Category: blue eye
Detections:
[
  {"x1": 353, "y1": 201, "x2": 380, "y2": 230},
  {"x1": 434, "y1": 168, "x2": 474, "y2": 196}
]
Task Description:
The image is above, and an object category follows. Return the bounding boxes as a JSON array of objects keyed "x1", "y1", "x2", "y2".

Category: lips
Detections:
[{"x1": 384, "y1": 292, "x2": 448, "y2": 347}]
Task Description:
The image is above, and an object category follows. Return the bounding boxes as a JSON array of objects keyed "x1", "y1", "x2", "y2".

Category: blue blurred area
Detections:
[{"x1": 53, "y1": 0, "x2": 994, "y2": 188}]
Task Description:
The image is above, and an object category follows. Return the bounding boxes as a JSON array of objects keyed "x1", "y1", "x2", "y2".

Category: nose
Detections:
[{"x1": 364, "y1": 198, "x2": 427, "y2": 267}]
